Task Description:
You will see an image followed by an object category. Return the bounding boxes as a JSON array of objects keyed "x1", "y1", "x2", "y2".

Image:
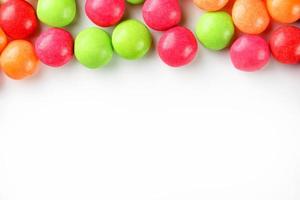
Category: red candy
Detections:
[
  {"x1": 230, "y1": 35, "x2": 270, "y2": 72},
  {"x1": 0, "y1": 0, "x2": 38, "y2": 39},
  {"x1": 142, "y1": 0, "x2": 182, "y2": 31},
  {"x1": 85, "y1": 0, "x2": 125, "y2": 27},
  {"x1": 269, "y1": 26, "x2": 300, "y2": 65},
  {"x1": 35, "y1": 28, "x2": 74, "y2": 67},
  {"x1": 158, "y1": 26, "x2": 198, "y2": 67}
]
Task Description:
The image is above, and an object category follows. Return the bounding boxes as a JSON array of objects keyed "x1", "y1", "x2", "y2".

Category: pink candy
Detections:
[
  {"x1": 142, "y1": 0, "x2": 182, "y2": 31},
  {"x1": 158, "y1": 26, "x2": 198, "y2": 67},
  {"x1": 230, "y1": 35, "x2": 270, "y2": 72},
  {"x1": 85, "y1": 0, "x2": 125, "y2": 27},
  {"x1": 35, "y1": 28, "x2": 74, "y2": 67}
]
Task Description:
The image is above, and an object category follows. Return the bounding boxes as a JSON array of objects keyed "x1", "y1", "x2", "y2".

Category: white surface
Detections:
[{"x1": 0, "y1": 1, "x2": 300, "y2": 200}]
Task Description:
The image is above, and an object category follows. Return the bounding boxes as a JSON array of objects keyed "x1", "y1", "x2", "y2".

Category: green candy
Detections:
[
  {"x1": 126, "y1": 0, "x2": 145, "y2": 5},
  {"x1": 75, "y1": 27, "x2": 113, "y2": 69},
  {"x1": 195, "y1": 11, "x2": 235, "y2": 51},
  {"x1": 37, "y1": 0, "x2": 76, "y2": 27},
  {"x1": 112, "y1": 19, "x2": 152, "y2": 60}
]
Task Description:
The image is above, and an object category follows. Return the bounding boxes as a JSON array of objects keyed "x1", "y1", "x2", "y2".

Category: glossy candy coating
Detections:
[
  {"x1": 269, "y1": 26, "x2": 300, "y2": 65},
  {"x1": 267, "y1": 0, "x2": 300, "y2": 24},
  {"x1": 85, "y1": 0, "x2": 125, "y2": 27},
  {"x1": 127, "y1": 0, "x2": 144, "y2": 4},
  {"x1": 230, "y1": 35, "x2": 270, "y2": 72},
  {"x1": 232, "y1": 0, "x2": 270, "y2": 34},
  {"x1": 0, "y1": 40, "x2": 38, "y2": 80},
  {"x1": 0, "y1": 28, "x2": 8, "y2": 53},
  {"x1": 75, "y1": 27, "x2": 113, "y2": 69},
  {"x1": 158, "y1": 26, "x2": 198, "y2": 67},
  {"x1": 35, "y1": 28, "x2": 74, "y2": 67},
  {"x1": 112, "y1": 19, "x2": 152, "y2": 59},
  {"x1": 195, "y1": 11, "x2": 234, "y2": 51},
  {"x1": 0, "y1": 0, "x2": 38, "y2": 39},
  {"x1": 37, "y1": 0, "x2": 76, "y2": 27},
  {"x1": 193, "y1": 0, "x2": 229, "y2": 11},
  {"x1": 142, "y1": 0, "x2": 182, "y2": 31}
]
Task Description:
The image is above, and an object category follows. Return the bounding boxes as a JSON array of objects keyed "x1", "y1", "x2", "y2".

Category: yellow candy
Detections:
[
  {"x1": 232, "y1": 0, "x2": 270, "y2": 34},
  {"x1": 267, "y1": 0, "x2": 300, "y2": 23},
  {"x1": 194, "y1": 0, "x2": 229, "y2": 11}
]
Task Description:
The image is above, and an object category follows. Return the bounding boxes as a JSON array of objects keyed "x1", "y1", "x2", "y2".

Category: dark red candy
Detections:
[
  {"x1": 269, "y1": 26, "x2": 300, "y2": 64},
  {"x1": 0, "y1": 0, "x2": 38, "y2": 39},
  {"x1": 142, "y1": 0, "x2": 182, "y2": 31},
  {"x1": 85, "y1": 0, "x2": 125, "y2": 27},
  {"x1": 158, "y1": 26, "x2": 198, "y2": 67}
]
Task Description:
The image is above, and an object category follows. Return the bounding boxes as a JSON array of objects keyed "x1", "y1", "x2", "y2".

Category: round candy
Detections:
[
  {"x1": 195, "y1": 11, "x2": 234, "y2": 51},
  {"x1": 193, "y1": 0, "x2": 229, "y2": 11},
  {"x1": 232, "y1": 0, "x2": 270, "y2": 34},
  {"x1": 158, "y1": 26, "x2": 198, "y2": 67},
  {"x1": 269, "y1": 26, "x2": 300, "y2": 65},
  {"x1": 37, "y1": 0, "x2": 76, "y2": 27},
  {"x1": 0, "y1": 28, "x2": 8, "y2": 53},
  {"x1": 75, "y1": 27, "x2": 113, "y2": 69},
  {"x1": 0, "y1": 0, "x2": 38, "y2": 39},
  {"x1": 230, "y1": 35, "x2": 270, "y2": 72},
  {"x1": 85, "y1": 0, "x2": 125, "y2": 27},
  {"x1": 142, "y1": 0, "x2": 182, "y2": 31},
  {"x1": 0, "y1": 40, "x2": 39, "y2": 80},
  {"x1": 127, "y1": 0, "x2": 144, "y2": 4},
  {"x1": 35, "y1": 28, "x2": 74, "y2": 67},
  {"x1": 267, "y1": 0, "x2": 300, "y2": 24},
  {"x1": 112, "y1": 19, "x2": 152, "y2": 60}
]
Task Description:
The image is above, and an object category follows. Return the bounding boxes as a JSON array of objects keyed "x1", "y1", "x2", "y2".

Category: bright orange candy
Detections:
[
  {"x1": 0, "y1": 40, "x2": 38, "y2": 80},
  {"x1": 194, "y1": 0, "x2": 229, "y2": 11},
  {"x1": 267, "y1": 0, "x2": 300, "y2": 23},
  {"x1": 232, "y1": 0, "x2": 270, "y2": 34},
  {"x1": 0, "y1": 27, "x2": 7, "y2": 53}
]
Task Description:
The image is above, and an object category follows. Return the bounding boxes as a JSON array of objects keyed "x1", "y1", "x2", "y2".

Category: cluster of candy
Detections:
[{"x1": 0, "y1": 0, "x2": 299, "y2": 80}]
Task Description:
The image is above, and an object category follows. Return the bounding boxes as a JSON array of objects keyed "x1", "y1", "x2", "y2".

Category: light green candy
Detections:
[
  {"x1": 75, "y1": 27, "x2": 113, "y2": 69},
  {"x1": 112, "y1": 19, "x2": 152, "y2": 60},
  {"x1": 195, "y1": 11, "x2": 235, "y2": 51},
  {"x1": 126, "y1": 0, "x2": 145, "y2": 5},
  {"x1": 37, "y1": 0, "x2": 76, "y2": 27}
]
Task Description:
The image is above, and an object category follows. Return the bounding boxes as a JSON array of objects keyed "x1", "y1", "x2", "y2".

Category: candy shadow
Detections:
[
  {"x1": 123, "y1": 3, "x2": 143, "y2": 20},
  {"x1": 63, "y1": 0, "x2": 83, "y2": 35},
  {"x1": 0, "y1": 71, "x2": 4, "y2": 90}
]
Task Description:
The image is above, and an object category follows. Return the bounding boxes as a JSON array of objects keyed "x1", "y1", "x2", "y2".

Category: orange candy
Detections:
[
  {"x1": 232, "y1": 0, "x2": 270, "y2": 34},
  {"x1": 193, "y1": 0, "x2": 229, "y2": 11},
  {"x1": 267, "y1": 0, "x2": 300, "y2": 23},
  {"x1": 0, "y1": 40, "x2": 38, "y2": 80},
  {"x1": 0, "y1": 27, "x2": 7, "y2": 53}
]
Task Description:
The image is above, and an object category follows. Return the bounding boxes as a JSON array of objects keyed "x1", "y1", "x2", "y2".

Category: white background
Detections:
[{"x1": 0, "y1": 1, "x2": 300, "y2": 200}]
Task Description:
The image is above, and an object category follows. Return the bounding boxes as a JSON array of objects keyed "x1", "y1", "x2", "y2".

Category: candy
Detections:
[
  {"x1": 0, "y1": 0, "x2": 38, "y2": 39},
  {"x1": 267, "y1": 0, "x2": 300, "y2": 24},
  {"x1": 35, "y1": 28, "x2": 74, "y2": 67},
  {"x1": 195, "y1": 11, "x2": 234, "y2": 50},
  {"x1": 0, "y1": 0, "x2": 298, "y2": 80},
  {"x1": 158, "y1": 26, "x2": 198, "y2": 67},
  {"x1": 127, "y1": 0, "x2": 145, "y2": 4},
  {"x1": 193, "y1": 0, "x2": 229, "y2": 11},
  {"x1": 0, "y1": 28, "x2": 8, "y2": 53},
  {"x1": 230, "y1": 35, "x2": 270, "y2": 72},
  {"x1": 0, "y1": 40, "x2": 38, "y2": 80},
  {"x1": 37, "y1": 0, "x2": 76, "y2": 27},
  {"x1": 75, "y1": 27, "x2": 113, "y2": 69},
  {"x1": 142, "y1": 0, "x2": 182, "y2": 31},
  {"x1": 269, "y1": 26, "x2": 300, "y2": 65},
  {"x1": 232, "y1": 0, "x2": 270, "y2": 34},
  {"x1": 85, "y1": 0, "x2": 125, "y2": 27},
  {"x1": 112, "y1": 19, "x2": 152, "y2": 59}
]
